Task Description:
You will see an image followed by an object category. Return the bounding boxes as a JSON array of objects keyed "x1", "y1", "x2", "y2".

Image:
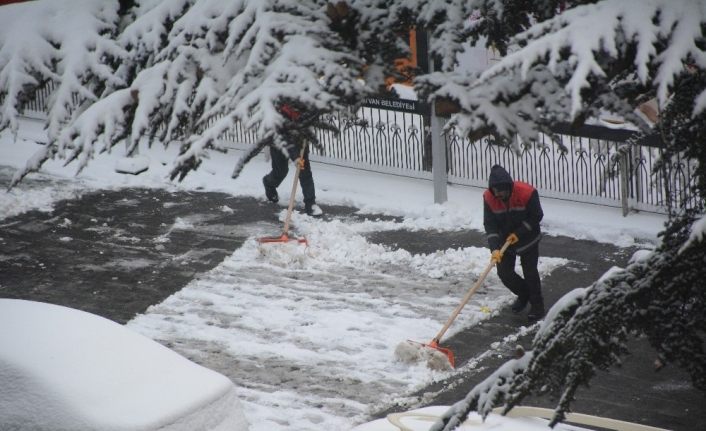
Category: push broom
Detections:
[
  {"x1": 258, "y1": 142, "x2": 309, "y2": 246},
  {"x1": 395, "y1": 237, "x2": 514, "y2": 370}
]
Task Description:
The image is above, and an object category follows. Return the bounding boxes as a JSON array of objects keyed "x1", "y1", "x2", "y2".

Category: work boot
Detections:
[
  {"x1": 511, "y1": 295, "x2": 529, "y2": 314},
  {"x1": 305, "y1": 203, "x2": 323, "y2": 217},
  {"x1": 527, "y1": 303, "x2": 545, "y2": 321},
  {"x1": 263, "y1": 177, "x2": 278, "y2": 203}
]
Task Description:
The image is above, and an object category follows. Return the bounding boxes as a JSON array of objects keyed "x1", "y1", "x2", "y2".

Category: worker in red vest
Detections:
[
  {"x1": 483, "y1": 165, "x2": 545, "y2": 321},
  {"x1": 262, "y1": 103, "x2": 322, "y2": 217}
]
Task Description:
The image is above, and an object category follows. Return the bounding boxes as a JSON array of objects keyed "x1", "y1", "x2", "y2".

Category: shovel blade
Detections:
[
  {"x1": 395, "y1": 339, "x2": 455, "y2": 370},
  {"x1": 426, "y1": 340, "x2": 455, "y2": 368},
  {"x1": 257, "y1": 234, "x2": 308, "y2": 245}
]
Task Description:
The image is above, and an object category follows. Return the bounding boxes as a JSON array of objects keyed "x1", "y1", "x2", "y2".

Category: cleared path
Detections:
[{"x1": 1, "y1": 183, "x2": 702, "y2": 430}]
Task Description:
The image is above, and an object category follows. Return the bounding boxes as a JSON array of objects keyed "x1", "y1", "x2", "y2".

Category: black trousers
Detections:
[
  {"x1": 496, "y1": 243, "x2": 543, "y2": 307},
  {"x1": 263, "y1": 146, "x2": 316, "y2": 205}
]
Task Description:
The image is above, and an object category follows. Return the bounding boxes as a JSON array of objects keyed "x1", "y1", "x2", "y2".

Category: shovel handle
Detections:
[
  {"x1": 281, "y1": 142, "x2": 308, "y2": 236},
  {"x1": 432, "y1": 238, "x2": 513, "y2": 343}
]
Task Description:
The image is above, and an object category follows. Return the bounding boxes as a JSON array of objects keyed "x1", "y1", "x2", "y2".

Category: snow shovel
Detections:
[
  {"x1": 258, "y1": 143, "x2": 309, "y2": 246},
  {"x1": 396, "y1": 237, "x2": 514, "y2": 369}
]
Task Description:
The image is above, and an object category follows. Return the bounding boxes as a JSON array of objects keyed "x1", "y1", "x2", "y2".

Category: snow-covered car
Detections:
[
  {"x1": 350, "y1": 405, "x2": 668, "y2": 431},
  {"x1": 0, "y1": 299, "x2": 248, "y2": 431}
]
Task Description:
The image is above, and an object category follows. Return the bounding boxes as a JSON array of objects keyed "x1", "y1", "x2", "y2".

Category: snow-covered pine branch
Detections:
[
  {"x1": 0, "y1": 0, "x2": 125, "y2": 140},
  {"x1": 166, "y1": 0, "x2": 420, "y2": 181},
  {"x1": 414, "y1": 0, "x2": 521, "y2": 71},
  {"x1": 412, "y1": 0, "x2": 589, "y2": 71},
  {"x1": 417, "y1": 0, "x2": 706, "y2": 142},
  {"x1": 171, "y1": 0, "x2": 366, "y2": 181},
  {"x1": 3, "y1": 0, "x2": 419, "y2": 185}
]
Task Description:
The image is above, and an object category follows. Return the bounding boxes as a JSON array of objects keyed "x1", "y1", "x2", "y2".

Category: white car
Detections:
[{"x1": 0, "y1": 299, "x2": 248, "y2": 431}]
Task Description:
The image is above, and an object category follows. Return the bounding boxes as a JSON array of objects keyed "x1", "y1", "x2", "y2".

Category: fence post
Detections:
[
  {"x1": 424, "y1": 30, "x2": 448, "y2": 204},
  {"x1": 431, "y1": 100, "x2": 448, "y2": 204},
  {"x1": 619, "y1": 151, "x2": 630, "y2": 216},
  {"x1": 634, "y1": 150, "x2": 643, "y2": 206}
]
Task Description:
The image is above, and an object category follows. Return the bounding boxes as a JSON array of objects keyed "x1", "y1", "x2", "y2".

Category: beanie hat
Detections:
[{"x1": 488, "y1": 165, "x2": 513, "y2": 190}]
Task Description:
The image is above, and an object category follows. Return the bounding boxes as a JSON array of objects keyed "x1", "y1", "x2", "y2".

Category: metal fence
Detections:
[
  {"x1": 444, "y1": 123, "x2": 700, "y2": 213},
  {"x1": 3, "y1": 82, "x2": 77, "y2": 120},
  {"x1": 13, "y1": 86, "x2": 700, "y2": 214},
  {"x1": 298, "y1": 99, "x2": 698, "y2": 214},
  {"x1": 311, "y1": 102, "x2": 429, "y2": 177}
]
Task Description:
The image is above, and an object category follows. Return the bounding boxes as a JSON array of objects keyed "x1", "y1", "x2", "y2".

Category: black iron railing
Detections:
[
  {"x1": 444, "y1": 122, "x2": 700, "y2": 213},
  {"x1": 313, "y1": 105, "x2": 427, "y2": 174},
  {"x1": 11, "y1": 85, "x2": 701, "y2": 214}
]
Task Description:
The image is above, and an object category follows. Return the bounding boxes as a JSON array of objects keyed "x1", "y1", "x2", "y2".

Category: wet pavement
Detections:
[
  {"x1": 1, "y1": 181, "x2": 703, "y2": 430},
  {"x1": 0, "y1": 189, "x2": 266, "y2": 323},
  {"x1": 0, "y1": 186, "x2": 377, "y2": 323},
  {"x1": 370, "y1": 231, "x2": 705, "y2": 431}
]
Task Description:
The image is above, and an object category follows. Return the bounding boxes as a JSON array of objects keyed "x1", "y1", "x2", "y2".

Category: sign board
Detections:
[{"x1": 362, "y1": 96, "x2": 429, "y2": 115}]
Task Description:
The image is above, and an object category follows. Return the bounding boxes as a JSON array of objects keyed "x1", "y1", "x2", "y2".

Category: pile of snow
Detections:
[
  {"x1": 0, "y1": 299, "x2": 248, "y2": 431},
  {"x1": 127, "y1": 218, "x2": 568, "y2": 430}
]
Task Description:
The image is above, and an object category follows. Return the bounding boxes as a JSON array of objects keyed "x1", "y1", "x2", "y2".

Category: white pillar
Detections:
[{"x1": 431, "y1": 100, "x2": 447, "y2": 204}]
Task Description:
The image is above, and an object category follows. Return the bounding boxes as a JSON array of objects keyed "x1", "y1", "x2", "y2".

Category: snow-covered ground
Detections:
[{"x1": 0, "y1": 119, "x2": 667, "y2": 430}]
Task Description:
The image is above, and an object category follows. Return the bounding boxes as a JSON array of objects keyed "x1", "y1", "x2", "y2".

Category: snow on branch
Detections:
[
  {"x1": 3, "y1": 0, "x2": 421, "y2": 184},
  {"x1": 502, "y1": 0, "x2": 706, "y2": 113},
  {"x1": 418, "y1": 0, "x2": 706, "y2": 141},
  {"x1": 429, "y1": 352, "x2": 533, "y2": 431},
  {"x1": 409, "y1": 1, "x2": 478, "y2": 72},
  {"x1": 0, "y1": 0, "x2": 125, "y2": 140},
  {"x1": 7, "y1": 88, "x2": 134, "y2": 190},
  {"x1": 169, "y1": 0, "x2": 368, "y2": 180}
]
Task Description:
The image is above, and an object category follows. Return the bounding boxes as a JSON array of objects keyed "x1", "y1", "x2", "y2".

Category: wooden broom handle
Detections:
[
  {"x1": 433, "y1": 238, "x2": 513, "y2": 343},
  {"x1": 281, "y1": 142, "x2": 308, "y2": 236}
]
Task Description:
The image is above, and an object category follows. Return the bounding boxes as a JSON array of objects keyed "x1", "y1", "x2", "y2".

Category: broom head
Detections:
[
  {"x1": 394, "y1": 339, "x2": 454, "y2": 370},
  {"x1": 257, "y1": 233, "x2": 308, "y2": 246}
]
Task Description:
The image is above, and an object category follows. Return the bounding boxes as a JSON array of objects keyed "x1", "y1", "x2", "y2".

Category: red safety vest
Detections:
[{"x1": 483, "y1": 181, "x2": 536, "y2": 213}]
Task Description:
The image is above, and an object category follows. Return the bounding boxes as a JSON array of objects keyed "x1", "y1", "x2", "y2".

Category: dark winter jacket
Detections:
[{"x1": 483, "y1": 165, "x2": 543, "y2": 253}]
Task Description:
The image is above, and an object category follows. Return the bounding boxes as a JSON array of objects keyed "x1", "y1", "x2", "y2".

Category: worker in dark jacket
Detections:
[
  {"x1": 262, "y1": 104, "x2": 322, "y2": 217},
  {"x1": 483, "y1": 165, "x2": 545, "y2": 320}
]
